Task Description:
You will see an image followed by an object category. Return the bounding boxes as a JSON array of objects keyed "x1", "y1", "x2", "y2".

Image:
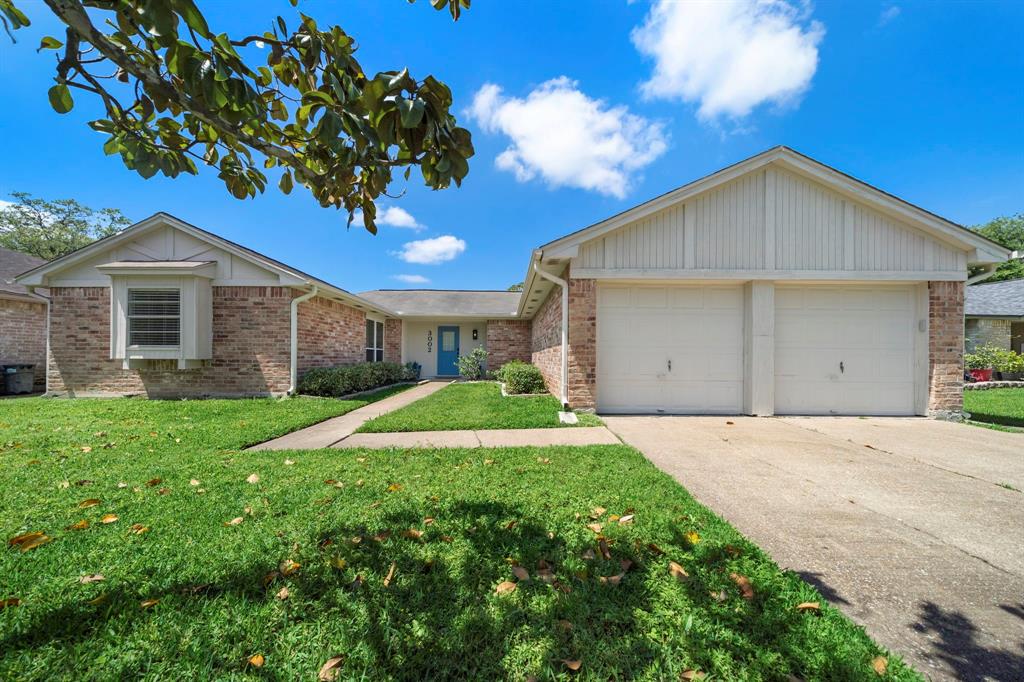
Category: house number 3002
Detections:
[{"x1": 426, "y1": 330, "x2": 432, "y2": 353}]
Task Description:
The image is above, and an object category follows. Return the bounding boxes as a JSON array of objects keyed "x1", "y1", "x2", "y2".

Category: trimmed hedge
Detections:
[
  {"x1": 497, "y1": 360, "x2": 546, "y2": 395},
  {"x1": 298, "y1": 362, "x2": 415, "y2": 398}
]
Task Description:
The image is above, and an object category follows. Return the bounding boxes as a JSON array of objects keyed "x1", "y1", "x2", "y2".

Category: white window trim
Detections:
[
  {"x1": 366, "y1": 314, "x2": 385, "y2": 363},
  {"x1": 126, "y1": 287, "x2": 182, "y2": 349}
]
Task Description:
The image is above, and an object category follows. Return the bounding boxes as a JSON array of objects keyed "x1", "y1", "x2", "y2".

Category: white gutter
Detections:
[
  {"x1": 533, "y1": 261, "x2": 569, "y2": 409},
  {"x1": 289, "y1": 285, "x2": 318, "y2": 395}
]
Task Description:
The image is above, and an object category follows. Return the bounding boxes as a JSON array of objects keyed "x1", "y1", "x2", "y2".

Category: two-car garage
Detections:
[{"x1": 596, "y1": 283, "x2": 925, "y2": 416}]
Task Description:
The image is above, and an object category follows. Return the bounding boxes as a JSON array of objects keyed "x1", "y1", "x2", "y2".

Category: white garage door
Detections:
[
  {"x1": 597, "y1": 284, "x2": 744, "y2": 414},
  {"x1": 774, "y1": 285, "x2": 919, "y2": 415}
]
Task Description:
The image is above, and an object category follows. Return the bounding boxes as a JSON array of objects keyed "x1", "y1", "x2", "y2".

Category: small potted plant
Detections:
[
  {"x1": 964, "y1": 346, "x2": 997, "y2": 382},
  {"x1": 995, "y1": 349, "x2": 1024, "y2": 381}
]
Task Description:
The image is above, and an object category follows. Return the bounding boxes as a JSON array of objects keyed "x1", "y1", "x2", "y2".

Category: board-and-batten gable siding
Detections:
[
  {"x1": 574, "y1": 167, "x2": 966, "y2": 275},
  {"x1": 46, "y1": 224, "x2": 282, "y2": 286}
]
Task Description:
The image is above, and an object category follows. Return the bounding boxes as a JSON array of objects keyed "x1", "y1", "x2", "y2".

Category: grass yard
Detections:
[
  {"x1": 358, "y1": 381, "x2": 603, "y2": 433},
  {"x1": 964, "y1": 388, "x2": 1024, "y2": 431},
  {"x1": 0, "y1": 398, "x2": 916, "y2": 681}
]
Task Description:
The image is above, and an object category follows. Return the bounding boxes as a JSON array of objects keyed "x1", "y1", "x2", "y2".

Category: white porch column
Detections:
[{"x1": 743, "y1": 281, "x2": 775, "y2": 416}]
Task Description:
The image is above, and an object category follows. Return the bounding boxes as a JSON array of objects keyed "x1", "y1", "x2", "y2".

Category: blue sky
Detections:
[{"x1": 1, "y1": 0, "x2": 1021, "y2": 292}]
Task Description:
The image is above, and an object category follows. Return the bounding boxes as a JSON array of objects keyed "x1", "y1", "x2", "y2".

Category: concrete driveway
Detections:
[{"x1": 603, "y1": 416, "x2": 1024, "y2": 681}]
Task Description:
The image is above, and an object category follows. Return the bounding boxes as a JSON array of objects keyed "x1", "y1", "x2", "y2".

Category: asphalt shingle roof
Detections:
[
  {"x1": 357, "y1": 289, "x2": 521, "y2": 317},
  {"x1": 965, "y1": 279, "x2": 1024, "y2": 317},
  {"x1": 0, "y1": 247, "x2": 46, "y2": 299}
]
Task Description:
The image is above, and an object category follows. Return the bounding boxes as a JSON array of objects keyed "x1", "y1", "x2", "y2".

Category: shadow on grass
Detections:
[
  {"x1": 966, "y1": 411, "x2": 1024, "y2": 429},
  {"x1": 912, "y1": 601, "x2": 1024, "y2": 681},
  {"x1": 2, "y1": 501, "x2": 879, "y2": 679}
]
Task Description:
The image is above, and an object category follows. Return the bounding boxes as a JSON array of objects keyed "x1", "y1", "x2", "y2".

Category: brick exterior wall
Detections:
[
  {"x1": 928, "y1": 281, "x2": 965, "y2": 418},
  {"x1": 965, "y1": 318, "x2": 1012, "y2": 352},
  {"x1": 296, "y1": 295, "x2": 365, "y2": 375},
  {"x1": 384, "y1": 318, "x2": 402, "y2": 364},
  {"x1": 0, "y1": 297, "x2": 47, "y2": 391},
  {"x1": 485, "y1": 319, "x2": 531, "y2": 371},
  {"x1": 529, "y1": 271, "x2": 598, "y2": 410},
  {"x1": 48, "y1": 286, "x2": 293, "y2": 397}
]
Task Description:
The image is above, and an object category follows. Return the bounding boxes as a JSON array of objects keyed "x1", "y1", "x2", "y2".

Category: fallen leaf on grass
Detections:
[
  {"x1": 710, "y1": 590, "x2": 727, "y2": 602},
  {"x1": 86, "y1": 593, "x2": 108, "y2": 606},
  {"x1": 80, "y1": 446, "x2": 92, "y2": 453},
  {"x1": 562, "y1": 659, "x2": 581, "y2": 671},
  {"x1": 495, "y1": 580, "x2": 517, "y2": 595},
  {"x1": 78, "y1": 498, "x2": 101, "y2": 509},
  {"x1": 589, "y1": 506, "x2": 606, "y2": 519},
  {"x1": 8, "y1": 532, "x2": 51, "y2": 552},
  {"x1": 685, "y1": 531, "x2": 701, "y2": 545},
  {"x1": 190, "y1": 479, "x2": 200, "y2": 486},
  {"x1": 580, "y1": 549, "x2": 595, "y2": 561},
  {"x1": 599, "y1": 572, "x2": 625, "y2": 586},
  {"x1": 512, "y1": 566, "x2": 530, "y2": 581},
  {"x1": 145, "y1": 478, "x2": 162, "y2": 487},
  {"x1": 318, "y1": 655, "x2": 345, "y2": 681},
  {"x1": 586, "y1": 523, "x2": 603, "y2": 534},
  {"x1": 66, "y1": 519, "x2": 89, "y2": 531},
  {"x1": 871, "y1": 656, "x2": 888, "y2": 675},
  {"x1": 246, "y1": 473, "x2": 260, "y2": 484},
  {"x1": 276, "y1": 586, "x2": 289, "y2": 600},
  {"x1": 100, "y1": 514, "x2": 118, "y2": 524},
  {"x1": 58, "y1": 481, "x2": 70, "y2": 489},
  {"x1": 280, "y1": 559, "x2": 301, "y2": 576},
  {"x1": 284, "y1": 459, "x2": 295, "y2": 465},
  {"x1": 330, "y1": 557, "x2": 347, "y2": 570},
  {"x1": 729, "y1": 573, "x2": 754, "y2": 600},
  {"x1": 386, "y1": 483, "x2": 402, "y2": 492},
  {"x1": 372, "y1": 530, "x2": 392, "y2": 542},
  {"x1": 537, "y1": 457, "x2": 551, "y2": 464},
  {"x1": 79, "y1": 574, "x2": 104, "y2": 584},
  {"x1": 681, "y1": 670, "x2": 706, "y2": 680},
  {"x1": 140, "y1": 598, "x2": 159, "y2": 609},
  {"x1": 598, "y1": 539, "x2": 612, "y2": 560},
  {"x1": 669, "y1": 561, "x2": 689, "y2": 582},
  {"x1": 401, "y1": 529, "x2": 423, "y2": 540},
  {"x1": 557, "y1": 619, "x2": 573, "y2": 632},
  {"x1": 117, "y1": 482, "x2": 128, "y2": 489},
  {"x1": 796, "y1": 601, "x2": 820, "y2": 612},
  {"x1": 130, "y1": 524, "x2": 149, "y2": 535},
  {"x1": 0, "y1": 598, "x2": 21, "y2": 609},
  {"x1": 224, "y1": 517, "x2": 244, "y2": 527},
  {"x1": 618, "y1": 514, "x2": 635, "y2": 525},
  {"x1": 75, "y1": 480, "x2": 93, "y2": 487},
  {"x1": 247, "y1": 654, "x2": 265, "y2": 668},
  {"x1": 647, "y1": 543, "x2": 664, "y2": 555},
  {"x1": 157, "y1": 487, "x2": 170, "y2": 495},
  {"x1": 423, "y1": 517, "x2": 435, "y2": 525},
  {"x1": 383, "y1": 562, "x2": 396, "y2": 588}
]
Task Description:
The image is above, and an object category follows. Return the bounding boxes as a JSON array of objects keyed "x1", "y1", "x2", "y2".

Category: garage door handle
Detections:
[
  {"x1": 839, "y1": 361, "x2": 844, "y2": 374},
  {"x1": 667, "y1": 359, "x2": 672, "y2": 371}
]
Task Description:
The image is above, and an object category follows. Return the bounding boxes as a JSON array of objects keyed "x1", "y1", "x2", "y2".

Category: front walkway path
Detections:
[
  {"x1": 249, "y1": 381, "x2": 449, "y2": 450},
  {"x1": 333, "y1": 427, "x2": 620, "y2": 449}
]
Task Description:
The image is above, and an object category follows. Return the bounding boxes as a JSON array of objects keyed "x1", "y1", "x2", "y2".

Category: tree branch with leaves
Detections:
[{"x1": 0, "y1": 0, "x2": 474, "y2": 234}]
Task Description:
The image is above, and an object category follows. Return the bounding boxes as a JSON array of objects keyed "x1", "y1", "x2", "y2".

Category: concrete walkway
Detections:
[
  {"x1": 605, "y1": 415, "x2": 1024, "y2": 682},
  {"x1": 333, "y1": 426, "x2": 620, "y2": 449},
  {"x1": 249, "y1": 381, "x2": 449, "y2": 450}
]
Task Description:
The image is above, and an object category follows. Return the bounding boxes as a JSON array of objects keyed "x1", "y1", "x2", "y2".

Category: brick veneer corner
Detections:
[
  {"x1": 384, "y1": 318, "x2": 402, "y2": 363},
  {"x1": 529, "y1": 272, "x2": 597, "y2": 410},
  {"x1": 0, "y1": 297, "x2": 47, "y2": 390},
  {"x1": 928, "y1": 280, "x2": 964, "y2": 418},
  {"x1": 486, "y1": 319, "x2": 531, "y2": 371}
]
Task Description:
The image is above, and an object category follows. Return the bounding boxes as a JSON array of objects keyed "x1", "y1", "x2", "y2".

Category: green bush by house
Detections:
[
  {"x1": 298, "y1": 362, "x2": 415, "y2": 397},
  {"x1": 497, "y1": 360, "x2": 547, "y2": 394}
]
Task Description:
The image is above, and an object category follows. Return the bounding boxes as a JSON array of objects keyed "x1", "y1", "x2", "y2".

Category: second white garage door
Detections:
[
  {"x1": 774, "y1": 285, "x2": 921, "y2": 415},
  {"x1": 597, "y1": 284, "x2": 744, "y2": 414}
]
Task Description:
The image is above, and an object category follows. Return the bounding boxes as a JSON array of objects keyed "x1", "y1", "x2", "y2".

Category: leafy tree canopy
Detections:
[
  {"x1": 0, "y1": 0, "x2": 473, "y2": 234},
  {"x1": 0, "y1": 191, "x2": 131, "y2": 260},
  {"x1": 507, "y1": 282, "x2": 524, "y2": 292},
  {"x1": 971, "y1": 213, "x2": 1024, "y2": 283}
]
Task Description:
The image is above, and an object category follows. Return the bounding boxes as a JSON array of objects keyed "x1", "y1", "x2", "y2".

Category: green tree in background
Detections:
[
  {"x1": 0, "y1": 192, "x2": 131, "y2": 260},
  {"x1": 972, "y1": 213, "x2": 1024, "y2": 283},
  {"x1": 0, "y1": 0, "x2": 473, "y2": 234},
  {"x1": 507, "y1": 282, "x2": 524, "y2": 292}
]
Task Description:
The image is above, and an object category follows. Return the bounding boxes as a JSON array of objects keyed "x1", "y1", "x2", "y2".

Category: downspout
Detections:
[
  {"x1": 533, "y1": 260, "x2": 569, "y2": 410},
  {"x1": 289, "y1": 285, "x2": 318, "y2": 395},
  {"x1": 28, "y1": 285, "x2": 49, "y2": 395}
]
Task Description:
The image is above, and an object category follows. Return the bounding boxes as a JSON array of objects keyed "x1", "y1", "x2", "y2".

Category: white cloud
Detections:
[
  {"x1": 878, "y1": 5, "x2": 900, "y2": 26},
  {"x1": 632, "y1": 0, "x2": 825, "y2": 120},
  {"x1": 392, "y1": 274, "x2": 430, "y2": 284},
  {"x1": 352, "y1": 206, "x2": 425, "y2": 231},
  {"x1": 393, "y1": 235, "x2": 466, "y2": 265},
  {"x1": 467, "y1": 77, "x2": 668, "y2": 198}
]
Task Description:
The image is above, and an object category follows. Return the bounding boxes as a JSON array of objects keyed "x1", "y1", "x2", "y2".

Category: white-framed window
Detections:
[
  {"x1": 365, "y1": 319, "x2": 384, "y2": 362},
  {"x1": 127, "y1": 288, "x2": 181, "y2": 347}
]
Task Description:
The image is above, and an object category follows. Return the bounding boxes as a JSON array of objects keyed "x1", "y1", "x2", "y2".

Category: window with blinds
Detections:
[
  {"x1": 128, "y1": 289, "x2": 181, "y2": 346},
  {"x1": 365, "y1": 319, "x2": 384, "y2": 362}
]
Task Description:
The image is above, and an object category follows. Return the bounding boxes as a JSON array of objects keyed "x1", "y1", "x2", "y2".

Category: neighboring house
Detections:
[
  {"x1": 0, "y1": 246, "x2": 48, "y2": 391},
  {"x1": 16, "y1": 147, "x2": 1009, "y2": 416},
  {"x1": 965, "y1": 279, "x2": 1024, "y2": 353}
]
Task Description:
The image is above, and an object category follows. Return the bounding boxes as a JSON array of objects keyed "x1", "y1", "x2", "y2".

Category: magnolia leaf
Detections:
[
  {"x1": 140, "y1": 598, "x2": 160, "y2": 609},
  {"x1": 86, "y1": 593, "x2": 109, "y2": 606},
  {"x1": 100, "y1": 514, "x2": 119, "y2": 524},
  {"x1": 0, "y1": 598, "x2": 21, "y2": 609},
  {"x1": 669, "y1": 561, "x2": 689, "y2": 582},
  {"x1": 796, "y1": 601, "x2": 821, "y2": 612},
  {"x1": 618, "y1": 514, "x2": 635, "y2": 525},
  {"x1": 276, "y1": 586, "x2": 290, "y2": 600},
  {"x1": 78, "y1": 498, "x2": 101, "y2": 508},
  {"x1": 247, "y1": 653, "x2": 265, "y2": 668},
  {"x1": 79, "y1": 445, "x2": 92, "y2": 453},
  {"x1": 66, "y1": 519, "x2": 90, "y2": 531},
  {"x1": 280, "y1": 559, "x2": 301, "y2": 576},
  {"x1": 586, "y1": 523, "x2": 603, "y2": 534},
  {"x1": 562, "y1": 659, "x2": 582, "y2": 671},
  {"x1": 647, "y1": 543, "x2": 664, "y2": 555},
  {"x1": 189, "y1": 479, "x2": 200, "y2": 486},
  {"x1": 589, "y1": 506, "x2": 606, "y2": 519},
  {"x1": 131, "y1": 524, "x2": 150, "y2": 534},
  {"x1": 386, "y1": 483, "x2": 402, "y2": 492},
  {"x1": 729, "y1": 573, "x2": 754, "y2": 600},
  {"x1": 598, "y1": 539, "x2": 611, "y2": 560},
  {"x1": 79, "y1": 574, "x2": 105, "y2": 584},
  {"x1": 383, "y1": 561, "x2": 397, "y2": 587},
  {"x1": 512, "y1": 566, "x2": 529, "y2": 581},
  {"x1": 146, "y1": 478, "x2": 162, "y2": 487},
  {"x1": 318, "y1": 655, "x2": 345, "y2": 681},
  {"x1": 284, "y1": 458, "x2": 295, "y2": 465},
  {"x1": 9, "y1": 532, "x2": 51, "y2": 552},
  {"x1": 495, "y1": 580, "x2": 517, "y2": 595},
  {"x1": 681, "y1": 670, "x2": 705, "y2": 680},
  {"x1": 871, "y1": 656, "x2": 888, "y2": 675},
  {"x1": 246, "y1": 473, "x2": 260, "y2": 484},
  {"x1": 224, "y1": 517, "x2": 244, "y2": 526},
  {"x1": 401, "y1": 529, "x2": 423, "y2": 540}
]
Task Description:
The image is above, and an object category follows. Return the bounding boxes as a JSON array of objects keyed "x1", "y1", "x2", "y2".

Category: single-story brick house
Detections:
[
  {"x1": 16, "y1": 147, "x2": 1008, "y2": 416},
  {"x1": 965, "y1": 278, "x2": 1024, "y2": 353},
  {"x1": 1, "y1": 246, "x2": 48, "y2": 391}
]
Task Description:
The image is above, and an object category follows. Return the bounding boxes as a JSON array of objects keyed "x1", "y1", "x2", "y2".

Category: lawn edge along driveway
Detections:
[{"x1": 963, "y1": 387, "x2": 1024, "y2": 432}]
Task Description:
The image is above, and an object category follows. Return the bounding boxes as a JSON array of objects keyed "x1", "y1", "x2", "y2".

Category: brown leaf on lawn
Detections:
[
  {"x1": 86, "y1": 593, "x2": 108, "y2": 606},
  {"x1": 78, "y1": 498, "x2": 101, "y2": 509},
  {"x1": 117, "y1": 482, "x2": 129, "y2": 489},
  {"x1": 324, "y1": 479, "x2": 338, "y2": 485},
  {"x1": 262, "y1": 571, "x2": 280, "y2": 587},
  {"x1": 284, "y1": 459, "x2": 295, "y2": 465},
  {"x1": 276, "y1": 586, "x2": 290, "y2": 601},
  {"x1": 796, "y1": 601, "x2": 821, "y2": 612},
  {"x1": 246, "y1": 473, "x2": 260, "y2": 484},
  {"x1": 729, "y1": 573, "x2": 754, "y2": 600},
  {"x1": 247, "y1": 654, "x2": 265, "y2": 668},
  {"x1": 401, "y1": 529, "x2": 424, "y2": 541},
  {"x1": 581, "y1": 548, "x2": 595, "y2": 561},
  {"x1": 620, "y1": 559, "x2": 634, "y2": 572},
  {"x1": 424, "y1": 517, "x2": 435, "y2": 525},
  {"x1": 145, "y1": 478, "x2": 162, "y2": 487},
  {"x1": 355, "y1": 479, "x2": 364, "y2": 487},
  {"x1": 66, "y1": 519, "x2": 89, "y2": 531},
  {"x1": 100, "y1": 514, "x2": 119, "y2": 524},
  {"x1": 140, "y1": 598, "x2": 159, "y2": 609},
  {"x1": 373, "y1": 530, "x2": 392, "y2": 542},
  {"x1": 589, "y1": 506, "x2": 606, "y2": 519},
  {"x1": 157, "y1": 487, "x2": 170, "y2": 496},
  {"x1": 647, "y1": 543, "x2": 665, "y2": 555},
  {"x1": 383, "y1": 561, "x2": 396, "y2": 588},
  {"x1": 356, "y1": 457, "x2": 367, "y2": 463},
  {"x1": 562, "y1": 659, "x2": 582, "y2": 672},
  {"x1": 224, "y1": 517, "x2": 244, "y2": 526},
  {"x1": 79, "y1": 574, "x2": 104, "y2": 584},
  {"x1": 669, "y1": 561, "x2": 689, "y2": 582},
  {"x1": 59, "y1": 481, "x2": 70, "y2": 489},
  {"x1": 130, "y1": 524, "x2": 149, "y2": 534},
  {"x1": 710, "y1": 590, "x2": 727, "y2": 602},
  {"x1": 190, "y1": 479, "x2": 200, "y2": 486},
  {"x1": 10, "y1": 532, "x2": 51, "y2": 552},
  {"x1": 618, "y1": 514, "x2": 635, "y2": 525},
  {"x1": 557, "y1": 619, "x2": 573, "y2": 632},
  {"x1": 724, "y1": 545, "x2": 743, "y2": 557},
  {"x1": 537, "y1": 457, "x2": 551, "y2": 464},
  {"x1": 483, "y1": 458, "x2": 495, "y2": 465},
  {"x1": 279, "y1": 559, "x2": 301, "y2": 577},
  {"x1": 681, "y1": 670, "x2": 706, "y2": 680},
  {"x1": 871, "y1": 656, "x2": 888, "y2": 675},
  {"x1": 598, "y1": 539, "x2": 612, "y2": 560},
  {"x1": 80, "y1": 446, "x2": 92, "y2": 453},
  {"x1": 440, "y1": 535, "x2": 454, "y2": 543},
  {"x1": 318, "y1": 655, "x2": 345, "y2": 681},
  {"x1": 599, "y1": 572, "x2": 624, "y2": 586},
  {"x1": 505, "y1": 520, "x2": 518, "y2": 531},
  {"x1": 586, "y1": 523, "x2": 603, "y2": 534},
  {"x1": 75, "y1": 479, "x2": 93, "y2": 487},
  {"x1": 0, "y1": 598, "x2": 21, "y2": 609},
  {"x1": 495, "y1": 580, "x2": 517, "y2": 595},
  {"x1": 512, "y1": 566, "x2": 530, "y2": 581},
  {"x1": 386, "y1": 483, "x2": 402, "y2": 492}
]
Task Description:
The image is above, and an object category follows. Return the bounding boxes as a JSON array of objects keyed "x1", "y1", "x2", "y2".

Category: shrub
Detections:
[
  {"x1": 965, "y1": 345, "x2": 1001, "y2": 370},
  {"x1": 500, "y1": 361, "x2": 546, "y2": 394},
  {"x1": 993, "y1": 348, "x2": 1024, "y2": 374},
  {"x1": 297, "y1": 362, "x2": 413, "y2": 398},
  {"x1": 456, "y1": 347, "x2": 488, "y2": 380},
  {"x1": 493, "y1": 359, "x2": 527, "y2": 383}
]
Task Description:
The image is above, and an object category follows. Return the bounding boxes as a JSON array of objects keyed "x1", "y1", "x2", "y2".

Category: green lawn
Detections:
[
  {"x1": 964, "y1": 388, "x2": 1024, "y2": 431},
  {"x1": 358, "y1": 382, "x2": 603, "y2": 433},
  {"x1": 1, "y1": 398, "x2": 916, "y2": 680}
]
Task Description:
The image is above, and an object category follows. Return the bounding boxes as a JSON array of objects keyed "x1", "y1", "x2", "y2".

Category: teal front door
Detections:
[{"x1": 437, "y1": 326, "x2": 460, "y2": 376}]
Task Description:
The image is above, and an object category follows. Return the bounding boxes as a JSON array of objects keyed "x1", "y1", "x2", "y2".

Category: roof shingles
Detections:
[
  {"x1": 0, "y1": 247, "x2": 46, "y2": 299},
  {"x1": 965, "y1": 279, "x2": 1024, "y2": 317},
  {"x1": 357, "y1": 289, "x2": 521, "y2": 317}
]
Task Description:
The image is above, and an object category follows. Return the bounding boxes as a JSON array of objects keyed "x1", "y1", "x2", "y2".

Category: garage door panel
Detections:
[
  {"x1": 601, "y1": 286, "x2": 631, "y2": 308},
  {"x1": 633, "y1": 287, "x2": 668, "y2": 308}
]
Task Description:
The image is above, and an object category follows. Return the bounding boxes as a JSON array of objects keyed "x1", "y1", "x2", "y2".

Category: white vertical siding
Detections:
[
  {"x1": 774, "y1": 169, "x2": 845, "y2": 270},
  {"x1": 578, "y1": 203, "x2": 686, "y2": 269},
  {"x1": 692, "y1": 170, "x2": 765, "y2": 269}
]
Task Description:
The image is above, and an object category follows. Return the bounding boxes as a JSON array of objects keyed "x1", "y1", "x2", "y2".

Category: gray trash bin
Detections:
[{"x1": 3, "y1": 365, "x2": 35, "y2": 395}]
